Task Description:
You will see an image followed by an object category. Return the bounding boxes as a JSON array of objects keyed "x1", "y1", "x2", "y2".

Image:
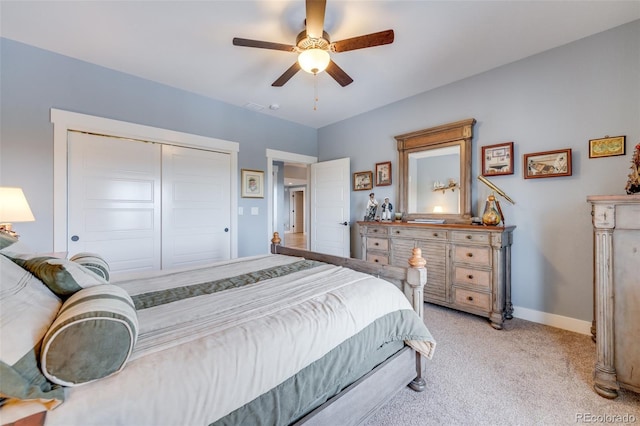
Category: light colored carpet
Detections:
[{"x1": 364, "y1": 303, "x2": 640, "y2": 426}]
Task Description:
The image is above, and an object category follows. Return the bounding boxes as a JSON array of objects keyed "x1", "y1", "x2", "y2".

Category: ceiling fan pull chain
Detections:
[{"x1": 313, "y1": 74, "x2": 319, "y2": 111}]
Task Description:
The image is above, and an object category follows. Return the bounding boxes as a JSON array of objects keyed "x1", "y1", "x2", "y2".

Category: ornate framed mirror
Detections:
[{"x1": 395, "y1": 118, "x2": 476, "y2": 223}]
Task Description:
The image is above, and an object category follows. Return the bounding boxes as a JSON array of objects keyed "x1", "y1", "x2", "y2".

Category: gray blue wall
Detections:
[
  {"x1": 318, "y1": 20, "x2": 640, "y2": 323},
  {"x1": 0, "y1": 38, "x2": 317, "y2": 257},
  {"x1": 2, "y1": 20, "x2": 638, "y2": 325}
]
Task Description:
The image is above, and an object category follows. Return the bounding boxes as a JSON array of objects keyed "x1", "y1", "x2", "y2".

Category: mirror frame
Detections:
[{"x1": 395, "y1": 118, "x2": 476, "y2": 223}]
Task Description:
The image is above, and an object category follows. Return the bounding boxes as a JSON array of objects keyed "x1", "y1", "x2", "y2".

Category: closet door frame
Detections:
[{"x1": 51, "y1": 108, "x2": 239, "y2": 258}]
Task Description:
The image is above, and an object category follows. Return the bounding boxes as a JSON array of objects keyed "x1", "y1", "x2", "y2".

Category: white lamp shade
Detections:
[
  {"x1": 298, "y1": 49, "x2": 330, "y2": 74},
  {"x1": 0, "y1": 187, "x2": 35, "y2": 223}
]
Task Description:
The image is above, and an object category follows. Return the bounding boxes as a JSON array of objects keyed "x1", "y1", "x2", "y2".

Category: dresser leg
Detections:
[
  {"x1": 489, "y1": 312, "x2": 504, "y2": 330},
  {"x1": 594, "y1": 363, "x2": 619, "y2": 399}
]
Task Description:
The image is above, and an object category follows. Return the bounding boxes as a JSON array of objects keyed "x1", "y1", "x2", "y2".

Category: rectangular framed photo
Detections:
[
  {"x1": 482, "y1": 142, "x2": 514, "y2": 176},
  {"x1": 241, "y1": 169, "x2": 264, "y2": 198},
  {"x1": 589, "y1": 135, "x2": 626, "y2": 158},
  {"x1": 353, "y1": 171, "x2": 373, "y2": 191},
  {"x1": 375, "y1": 161, "x2": 392, "y2": 186},
  {"x1": 523, "y1": 149, "x2": 572, "y2": 179}
]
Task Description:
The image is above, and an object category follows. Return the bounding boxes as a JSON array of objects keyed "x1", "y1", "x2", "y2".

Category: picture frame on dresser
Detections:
[
  {"x1": 481, "y1": 142, "x2": 514, "y2": 176},
  {"x1": 523, "y1": 149, "x2": 572, "y2": 179},
  {"x1": 353, "y1": 171, "x2": 373, "y2": 191},
  {"x1": 375, "y1": 161, "x2": 392, "y2": 186}
]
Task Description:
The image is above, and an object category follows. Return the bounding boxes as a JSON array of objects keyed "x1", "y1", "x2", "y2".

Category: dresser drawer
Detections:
[
  {"x1": 451, "y1": 231, "x2": 490, "y2": 244},
  {"x1": 453, "y1": 245, "x2": 491, "y2": 266},
  {"x1": 365, "y1": 226, "x2": 388, "y2": 236},
  {"x1": 454, "y1": 288, "x2": 491, "y2": 311},
  {"x1": 389, "y1": 227, "x2": 448, "y2": 241},
  {"x1": 454, "y1": 266, "x2": 490, "y2": 289},
  {"x1": 366, "y1": 253, "x2": 389, "y2": 265},
  {"x1": 366, "y1": 237, "x2": 389, "y2": 251}
]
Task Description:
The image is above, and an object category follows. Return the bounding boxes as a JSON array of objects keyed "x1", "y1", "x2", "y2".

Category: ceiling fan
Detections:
[{"x1": 232, "y1": 0, "x2": 394, "y2": 87}]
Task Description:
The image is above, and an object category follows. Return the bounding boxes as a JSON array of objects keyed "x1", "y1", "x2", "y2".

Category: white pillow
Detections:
[{"x1": 0, "y1": 255, "x2": 64, "y2": 408}]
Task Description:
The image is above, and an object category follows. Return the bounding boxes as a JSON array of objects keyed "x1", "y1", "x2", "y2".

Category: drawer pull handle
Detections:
[
  {"x1": 396, "y1": 230, "x2": 401, "y2": 234},
  {"x1": 374, "y1": 259, "x2": 379, "y2": 263},
  {"x1": 374, "y1": 242, "x2": 379, "y2": 246},
  {"x1": 466, "y1": 235, "x2": 472, "y2": 240},
  {"x1": 373, "y1": 229, "x2": 378, "y2": 233},
  {"x1": 467, "y1": 274, "x2": 474, "y2": 280},
  {"x1": 467, "y1": 296, "x2": 474, "y2": 301},
  {"x1": 466, "y1": 253, "x2": 473, "y2": 257},
  {"x1": 433, "y1": 233, "x2": 438, "y2": 237}
]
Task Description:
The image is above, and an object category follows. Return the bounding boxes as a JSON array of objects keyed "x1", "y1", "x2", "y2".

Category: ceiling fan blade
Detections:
[
  {"x1": 331, "y1": 29, "x2": 394, "y2": 53},
  {"x1": 233, "y1": 37, "x2": 296, "y2": 52},
  {"x1": 272, "y1": 62, "x2": 301, "y2": 87},
  {"x1": 305, "y1": 0, "x2": 326, "y2": 39},
  {"x1": 325, "y1": 60, "x2": 353, "y2": 87}
]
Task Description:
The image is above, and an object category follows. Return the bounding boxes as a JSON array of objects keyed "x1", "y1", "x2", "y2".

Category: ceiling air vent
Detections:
[{"x1": 244, "y1": 102, "x2": 265, "y2": 111}]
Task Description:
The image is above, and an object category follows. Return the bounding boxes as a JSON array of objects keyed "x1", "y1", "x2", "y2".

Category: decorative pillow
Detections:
[
  {"x1": 41, "y1": 284, "x2": 138, "y2": 387},
  {"x1": 8, "y1": 254, "x2": 107, "y2": 298},
  {"x1": 69, "y1": 252, "x2": 110, "y2": 281},
  {"x1": 0, "y1": 232, "x2": 18, "y2": 249},
  {"x1": 0, "y1": 233, "x2": 33, "y2": 256},
  {"x1": 0, "y1": 255, "x2": 65, "y2": 408}
]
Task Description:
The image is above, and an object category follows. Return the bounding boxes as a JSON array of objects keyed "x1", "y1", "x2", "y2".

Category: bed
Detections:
[{"x1": 0, "y1": 232, "x2": 435, "y2": 426}]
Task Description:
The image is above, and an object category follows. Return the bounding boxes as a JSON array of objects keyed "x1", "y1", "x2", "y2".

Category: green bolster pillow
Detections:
[
  {"x1": 69, "y1": 252, "x2": 110, "y2": 281},
  {"x1": 41, "y1": 285, "x2": 139, "y2": 387}
]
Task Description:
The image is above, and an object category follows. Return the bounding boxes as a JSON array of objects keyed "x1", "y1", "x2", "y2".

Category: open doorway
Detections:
[
  {"x1": 267, "y1": 150, "x2": 351, "y2": 257},
  {"x1": 287, "y1": 187, "x2": 306, "y2": 248},
  {"x1": 266, "y1": 149, "x2": 316, "y2": 252},
  {"x1": 283, "y1": 164, "x2": 308, "y2": 249}
]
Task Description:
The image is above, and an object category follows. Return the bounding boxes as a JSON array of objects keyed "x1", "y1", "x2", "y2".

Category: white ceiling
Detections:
[{"x1": 1, "y1": 1, "x2": 639, "y2": 129}]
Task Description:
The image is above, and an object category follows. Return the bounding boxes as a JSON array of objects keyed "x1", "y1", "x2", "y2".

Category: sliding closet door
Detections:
[
  {"x1": 161, "y1": 145, "x2": 231, "y2": 269},
  {"x1": 68, "y1": 132, "x2": 162, "y2": 273}
]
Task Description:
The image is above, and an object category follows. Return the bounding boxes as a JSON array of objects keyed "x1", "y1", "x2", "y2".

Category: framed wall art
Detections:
[
  {"x1": 589, "y1": 135, "x2": 626, "y2": 158},
  {"x1": 353, "y1": 171, "x2": 373, "y2": 191},
  {"x1": 375, "y1": 161, "x2": 392, "y2": 186},
  {"x1": 523, "y1": 149, "x2": 572, "y2": 179},
  {"x1": 241, "y1": 169, "x2": 264, "y2": 198},
  {"x1": 481, "y1": 142, "x2": 514, "y2": 176}
]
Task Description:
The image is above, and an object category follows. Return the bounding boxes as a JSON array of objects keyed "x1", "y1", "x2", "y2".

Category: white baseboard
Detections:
[{"x1": 512, "y1": 306, "x2": 592, "y2": 336}]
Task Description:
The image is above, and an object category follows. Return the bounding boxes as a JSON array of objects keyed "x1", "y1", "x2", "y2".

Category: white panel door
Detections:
[
  {"x1": 161, "y1": 145, "x2": 231, "y2": 269},
  {"x1": 310, "y1": 157, "x2": 350, "y2": 257},
  {"x1": 68, "y1": 132, "x2": 162, "y2": 273}
]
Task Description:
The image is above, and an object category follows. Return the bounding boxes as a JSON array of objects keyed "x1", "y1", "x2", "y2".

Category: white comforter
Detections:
[{"x1": 42, "y1": 254, "x2": 434, "y2": 426}]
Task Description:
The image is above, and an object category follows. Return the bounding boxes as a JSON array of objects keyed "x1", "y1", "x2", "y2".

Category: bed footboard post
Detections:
[
  {"x1": 406, "y1": 247, "x2": 426, "y2": 318},
  {"x1": 406, "y1": 247, "x2": 427, "y2": 392},
  {"x1": 271, "y1": 232, "x2": 281, "y2": 254}
]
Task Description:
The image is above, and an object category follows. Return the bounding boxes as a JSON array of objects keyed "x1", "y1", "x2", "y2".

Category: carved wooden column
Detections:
[
  {"x1": 407, "y1": 247, "x2": 427, "y2": 392},
  {"x1": 591, "y1": 202, "x2": 618, "y2": 398}
]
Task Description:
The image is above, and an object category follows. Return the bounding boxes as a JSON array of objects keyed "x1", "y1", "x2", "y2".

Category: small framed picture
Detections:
[
  {"x1": 241, "y1": 169, "x2": 264, "y2": 198},
  {"x1": 482, "y1": 142, "x2": 514, "y2": 176},
  {"x1": 353, "y1": 171, "x2": 373, "y2": 191},
  {"x1": 375, "y1": 161, "x2": 392, "y2": 186},
  {"x1": 523, "y1": 149, "x2": 572, "y2": 179},
  {"x1": 589, "y1": 135, "x2": 626, "y2": 158}
]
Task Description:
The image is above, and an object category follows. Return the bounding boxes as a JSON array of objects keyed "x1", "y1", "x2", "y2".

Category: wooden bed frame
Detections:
[
  {"x1": 270, "y1": 233, "x2": 428, "y2": 426},
  {"x1": 5, "y1": 235, "x2": 428, "y2": 426}
]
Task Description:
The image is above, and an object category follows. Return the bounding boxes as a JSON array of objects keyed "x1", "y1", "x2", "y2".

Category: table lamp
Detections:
[{"x1": 0, "y1": 187, "x2": 35, "y2": 238}]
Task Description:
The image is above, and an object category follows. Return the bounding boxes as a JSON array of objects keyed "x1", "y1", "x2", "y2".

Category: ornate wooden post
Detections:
[{"x1": 591, "y1": 203, "x2": 619, "y2": 398}]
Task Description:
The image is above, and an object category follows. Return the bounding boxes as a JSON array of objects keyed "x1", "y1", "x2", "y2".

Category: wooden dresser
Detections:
[
  {"x1": 588, "y1": 194, "x2": 640, "y2": 398},
  {"x1": 358, "y1": 221, "x2": 515, "y2": 329}
]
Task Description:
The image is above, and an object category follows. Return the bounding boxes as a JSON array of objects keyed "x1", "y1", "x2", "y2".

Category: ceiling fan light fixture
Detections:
[{"x1": 298, "y1": 49, "x2": 330, "y2": 74}]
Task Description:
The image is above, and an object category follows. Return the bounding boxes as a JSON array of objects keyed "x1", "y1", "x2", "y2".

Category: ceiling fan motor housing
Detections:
[{"x1": 296, "y1": 30, "x2": 331, "y2": 51}]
